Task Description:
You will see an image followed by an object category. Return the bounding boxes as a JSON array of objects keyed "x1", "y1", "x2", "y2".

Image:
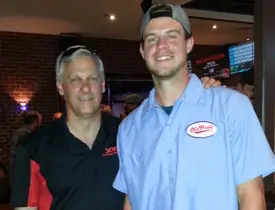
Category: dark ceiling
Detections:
[
  {"x1": 184, "y1": 0, "x2": 254, "y2": 15},
  {"x1": 141, "y1": 0, "x2": 254, "y2": 15}
]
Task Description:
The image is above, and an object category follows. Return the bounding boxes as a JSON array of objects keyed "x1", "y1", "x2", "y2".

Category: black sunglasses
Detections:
[{"x1": 59, "y1": 45, "x2": 99, "y2": 65}]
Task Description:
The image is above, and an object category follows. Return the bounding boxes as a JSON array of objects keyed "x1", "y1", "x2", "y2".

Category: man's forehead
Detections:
[
  {"x1": 66, "y1": 56, "x2": 96, "y2": 66},
  {"x1": 143, "y1": 17, "x2": 184, "y2": 34},
  {"x1": 66, "y1": 71, "x2": 98, "y2": 77},
  {"x1": 65, "y1": 58, "x2": 97, "y2": 71},
  {"x1": 63, "y1": 67, "x2": 99, "y2": 79}
]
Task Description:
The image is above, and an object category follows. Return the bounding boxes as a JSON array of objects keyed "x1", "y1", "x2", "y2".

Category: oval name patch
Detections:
[{"x1": 186, "y1": 121, "x2": 217, "y2": 138}]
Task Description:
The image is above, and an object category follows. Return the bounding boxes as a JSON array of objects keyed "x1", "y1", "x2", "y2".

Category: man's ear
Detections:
[
  {"x1": 56, "y1": 81, "x2": 64, "y2": 96},
  {"x1": 140, "y1": 43, "x2": 145, "y2": 60},
  {"x1": 102, "y1": 80, "x2": 106, "y2": 93},
  {"x1": 186, "y1": 37, "x2": 194, "y2": 54}
]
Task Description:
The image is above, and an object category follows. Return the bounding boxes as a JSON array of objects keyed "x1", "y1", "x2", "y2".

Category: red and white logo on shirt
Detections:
[
  {"x1": 186, "y1": 121, "x2": 217, "y2": 138},
  {"x1": 102, "y1": 146, "x2": 117, "y2": 157}
]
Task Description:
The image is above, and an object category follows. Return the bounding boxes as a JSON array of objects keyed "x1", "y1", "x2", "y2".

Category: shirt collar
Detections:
[
  {"x1": 146, "y1": 73, "x2": 204, "y2": 113},
  {"x1": 53, "y1": 113, "x2": 108, "y2": 140},
  {"x1": 52, "y1": 113, "x2": 111, "y2": 155}
]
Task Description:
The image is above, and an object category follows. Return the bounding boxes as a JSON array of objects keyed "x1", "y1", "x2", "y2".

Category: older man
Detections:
[{"x1": 10, "y1": 46, "x2": 124, "y2": 210}]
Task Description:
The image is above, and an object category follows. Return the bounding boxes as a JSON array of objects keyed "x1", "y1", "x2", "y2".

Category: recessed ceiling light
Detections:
[
  {"x1": 212, "y1": 24, "x2": 217, "y2": 30},
  {"x1": 246, "y1": 37, "x2": 251, "y2": 41},
  {"x1": 104, "y1": 13, "x2": 116, "y2": 21},
  {"x1": 109, "y1": 14, "x2": 116, "y2": 21}
]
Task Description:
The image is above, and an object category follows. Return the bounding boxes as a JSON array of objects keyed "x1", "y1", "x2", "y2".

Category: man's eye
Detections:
[
  {"x1": 147, "y1": 37, "x2": 157, "y2": 43},
  {"x1": 70, "y1": 78, "x2": 80, "y2": 82},
  {"x1": 168, "y1": 34, "x2": 179, "y2": 39},
  {"x1": 88, "y1": 76, "x2": 98, "y2": 83}
]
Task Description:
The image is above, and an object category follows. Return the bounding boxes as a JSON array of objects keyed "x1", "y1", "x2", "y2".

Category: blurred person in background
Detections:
[
  {"x1": 120, "y1": 94, "x2": 141, "y2": 120},
  {"x1": 10, "y1": 111, "x2": 42, "y2": 175},
  {"x1": 235, "y1": 67, "x2": 254, "y2": 102},
  {"x1": 101, "y1": 104, "x2": 112, "y2": 114}
]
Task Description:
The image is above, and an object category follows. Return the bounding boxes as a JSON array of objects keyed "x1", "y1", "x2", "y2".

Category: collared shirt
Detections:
[
  {"x1": 113, "y1": 73, "x2": 275, "y2": 210},
  {"x1": 10, "y1": 113, "x2": 124, "y2": 210}
]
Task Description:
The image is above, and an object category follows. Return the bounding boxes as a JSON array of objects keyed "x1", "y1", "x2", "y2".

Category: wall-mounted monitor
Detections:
[
  {"x1": 195, "y1": 53, "x2": 227, "y2": 78},
  {"x1": 228, "y1": 41, "x2": 254, "y2": 75}
]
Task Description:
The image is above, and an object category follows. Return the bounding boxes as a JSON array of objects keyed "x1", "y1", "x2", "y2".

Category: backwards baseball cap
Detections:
[{"x1": 140, "y1": 3, "x2": 191, "y2": 40}]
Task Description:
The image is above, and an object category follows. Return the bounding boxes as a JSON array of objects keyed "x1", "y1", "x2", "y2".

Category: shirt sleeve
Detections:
[
  {"x1": 113, "y1": 126, "x2": 128, "y2": 194},
  {"x1": 229, "y1": 94, "x2": 275, "y2": 185},
  {"x1": 10, "y1": 145, "x2": 40, "y2": 207}
]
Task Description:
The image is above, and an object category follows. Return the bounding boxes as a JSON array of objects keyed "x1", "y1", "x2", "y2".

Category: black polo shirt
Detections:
[{"x1": 10, "y1": 113, "x2": 125, "y2": 210}]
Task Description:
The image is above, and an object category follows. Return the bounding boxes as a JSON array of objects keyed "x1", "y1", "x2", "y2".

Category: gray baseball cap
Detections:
[{"x1": 140, "y1": 3, "x2": 191, "y2": 39}]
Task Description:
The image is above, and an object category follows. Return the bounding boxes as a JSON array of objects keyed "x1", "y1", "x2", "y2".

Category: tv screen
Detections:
[
  {"x1": 228, "y1": 41, "x2": 254, "y2": 75},
  {"x1": 201, "y1": 61, "x2": 221, "y2": 77},
  {"x1": 195, "y1": 53, "x2": 227, "y2": 78}
]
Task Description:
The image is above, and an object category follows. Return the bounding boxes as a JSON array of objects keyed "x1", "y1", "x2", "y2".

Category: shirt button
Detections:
[{"x1": 168, "y1": 150, "x2": 172, "y2": 154}]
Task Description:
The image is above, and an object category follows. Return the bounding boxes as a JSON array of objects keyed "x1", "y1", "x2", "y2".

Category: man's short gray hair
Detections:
[{"x1": 55, "y1": 45, "x2": 105, "y2": 82}]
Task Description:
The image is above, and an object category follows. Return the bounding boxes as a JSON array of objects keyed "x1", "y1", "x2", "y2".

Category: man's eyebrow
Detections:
[
  {"x1": 166, "y1": 29, "x2": 182, "y2": 35},
  {"x1": 143, "y1": 33, "x2": 156, "y2": 40},
  {"x1": 144, "y1": 29, "x2": 182, "y2": 39}
]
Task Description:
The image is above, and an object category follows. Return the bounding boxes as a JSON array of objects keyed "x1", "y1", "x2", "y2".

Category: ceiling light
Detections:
[
  {"x1": 246, "y1": 37, "x2": 251, "y2": 41},
  {"x1": 109, "y1": 14, "x2": 116, "y2": 21},
  {"x1": 104, "y1": 13, "x2": 116, "y2": 21},
  {"x1": 212, "y1": 24, "x2": 217, "y2": 30}
]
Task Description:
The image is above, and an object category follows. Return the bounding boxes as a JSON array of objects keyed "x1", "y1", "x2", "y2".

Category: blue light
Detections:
[{"x1": 19, "y1": 104, "x2": 28, "y2": 111}]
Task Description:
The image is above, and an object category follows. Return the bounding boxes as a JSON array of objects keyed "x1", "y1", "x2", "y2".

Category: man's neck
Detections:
[
  {"x1": 66, "y1": 112, "x2": 101, "y2": 149},
  {"x1": 153, "y1": 70, "x2": 189, "y2": 107}
]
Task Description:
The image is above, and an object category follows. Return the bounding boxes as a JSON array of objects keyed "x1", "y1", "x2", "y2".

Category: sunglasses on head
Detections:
[{"x1": 59, "y1": 45, "x2": 99, "y2": 65}]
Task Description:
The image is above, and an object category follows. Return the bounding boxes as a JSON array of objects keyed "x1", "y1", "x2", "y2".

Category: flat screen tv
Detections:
[
  {"x1": 195, "y1": 53, "x2": 226, "y2": 78},
  {"x1": 228, "y1": 41, "x2": 254, "y2": 75}
]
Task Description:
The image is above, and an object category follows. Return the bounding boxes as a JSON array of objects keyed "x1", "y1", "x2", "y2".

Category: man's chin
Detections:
[
  {"x1": 150, "y1": 69, "x2": 178, "y2": 80},
  {"x1": 78, "y1": 108, "x2": 100, "y2": 118}
]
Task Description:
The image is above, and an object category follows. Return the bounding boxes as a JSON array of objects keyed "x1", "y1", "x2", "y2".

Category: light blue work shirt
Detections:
[{"x1": 113, "y1": 73, "x2": 275, "y2": 210}]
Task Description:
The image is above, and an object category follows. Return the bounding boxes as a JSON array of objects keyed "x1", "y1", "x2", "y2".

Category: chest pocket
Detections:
[
  {"x1": 180, "y1": 122, "x2": 229, "y2": 181},
  {"x1": 124, "y1": 129, "x2": 169, "y2": 186}
]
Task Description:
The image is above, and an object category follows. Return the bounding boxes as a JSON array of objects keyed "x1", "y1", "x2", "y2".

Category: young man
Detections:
[{"x1": 113, "y1": 3, "x2": 275, "y2": 210}]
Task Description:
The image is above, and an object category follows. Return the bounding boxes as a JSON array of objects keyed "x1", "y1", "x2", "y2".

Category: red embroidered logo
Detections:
[
  {"x1": 187, "y1": 122, "x2": 217, "y2": 138},
  {"x1": 190, "y1": 125, "x2": 213, "y2": 134},
  {"x1": 102, "y1": 146, "x2": 117, "y2": 157}
]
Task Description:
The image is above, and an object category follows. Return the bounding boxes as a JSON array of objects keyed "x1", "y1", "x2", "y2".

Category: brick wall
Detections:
[
  {"x1": 0, "y1": 33, "x2": 59, "y2": 165},
  {"x1": 0, "y1": 32, "x2": 223, "y2": 165}
]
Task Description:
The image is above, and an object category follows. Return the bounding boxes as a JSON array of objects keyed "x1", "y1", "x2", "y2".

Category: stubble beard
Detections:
[{"x1": 149, "y1": 60, "x2": 187, "y2": 81}]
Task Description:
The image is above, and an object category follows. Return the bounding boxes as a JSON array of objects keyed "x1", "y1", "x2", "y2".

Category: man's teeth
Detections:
[
  {"x1": 80, "y1": 97, "x2": 92, "y2": 101},
  {"x1": 155, "y1": 56, "x2": 172, "y2": 61}
]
